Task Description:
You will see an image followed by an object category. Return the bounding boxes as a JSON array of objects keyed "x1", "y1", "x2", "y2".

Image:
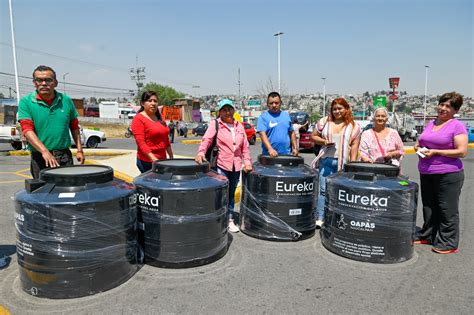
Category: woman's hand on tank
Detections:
[
  {"x1": 361, "y1": 156, "x2": 373, "y2": 163},
  {"x1": 195, "y1": 155, "x2": 205, "y2": 164},
  {"x1": 269, "y1": 148, "x2": 278, "y2": 157},
  {"x1": 291, "y1": 148, "x2": 299, "y2": 156},
  {"x1": 244, "y1": 164, "x2": 253, "y2": 173}
]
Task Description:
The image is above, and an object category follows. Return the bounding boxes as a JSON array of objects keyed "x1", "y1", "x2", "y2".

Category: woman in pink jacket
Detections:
[{"x1": 195, "y1": 99, "x2": 252, "y2": 233}]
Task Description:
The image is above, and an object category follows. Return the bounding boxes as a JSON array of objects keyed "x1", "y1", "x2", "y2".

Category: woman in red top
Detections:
[{"x1": 131, "y1": 91, "x2": 173, "y2": 173}]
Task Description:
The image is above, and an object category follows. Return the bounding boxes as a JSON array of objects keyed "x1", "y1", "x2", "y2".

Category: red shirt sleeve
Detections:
[
  {"x1": 20, "y1": 119, "x2": 35, "y2": 134},
  {"x1": 131, "y1": 115, "x2": 152, "y2": 155},
  {"x1": 69, "y1": 118, "x2": 80, "y2": 131}
]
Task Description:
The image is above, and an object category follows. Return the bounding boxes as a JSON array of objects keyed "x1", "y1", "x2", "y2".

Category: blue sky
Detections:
[{"x1": 1, "y1": 0, "x2": 472, "y2": 99}]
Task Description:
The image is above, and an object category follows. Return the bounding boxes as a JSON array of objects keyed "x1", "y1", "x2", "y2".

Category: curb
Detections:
[
  {"x1": 181, "y1": 139, "x2": 201, "y2": 144},
  {"x1": 85, "y1": 160, "x2": 134, "y2": 183},
  {"x1": 181, "y1": 138, "x2": 262, "y2": 145},
  {"x1": 0, "y1": 305, "x2": 11, "y2": 315},
  {"x1": 86, "y1": 157, "x2": 242, "y2": 203},
  {"x1": 8, "y1": 150, "x2": 129, "y2": 157}
]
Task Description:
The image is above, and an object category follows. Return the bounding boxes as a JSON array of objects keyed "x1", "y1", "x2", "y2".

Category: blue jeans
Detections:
[
  {"x1": 137, "y1": 159, "x2": 153, "y2": 173},
  {"x1": 317, "y1": 157, "x2": 338, "y2": 220},
  {"x1": 217, "y1": 167, "x2": 241, "y2": 220}
]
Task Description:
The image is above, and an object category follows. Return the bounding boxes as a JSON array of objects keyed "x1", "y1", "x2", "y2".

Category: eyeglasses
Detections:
[{"x1": 34, "y1": 78, "x2": 55, "y2": 84}]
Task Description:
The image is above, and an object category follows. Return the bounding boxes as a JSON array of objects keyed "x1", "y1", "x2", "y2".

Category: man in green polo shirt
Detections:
[{"x1": 18, "y1": 65, "x2": 85, "y2": 178}]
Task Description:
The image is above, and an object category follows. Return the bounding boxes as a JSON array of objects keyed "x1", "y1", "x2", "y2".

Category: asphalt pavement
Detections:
[{"x1": 0, "y1": 142, "x2": 473, "y2": 314}]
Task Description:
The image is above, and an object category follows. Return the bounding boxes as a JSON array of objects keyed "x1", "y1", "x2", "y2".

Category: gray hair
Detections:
[{"x1": 372, "y1": 107, "x2": 389, "y2": 122}]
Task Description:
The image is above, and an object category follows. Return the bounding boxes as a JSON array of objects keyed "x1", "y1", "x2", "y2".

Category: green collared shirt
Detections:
[{"x1": 18, "y1": 91, "x2": 78, "y2": 151}]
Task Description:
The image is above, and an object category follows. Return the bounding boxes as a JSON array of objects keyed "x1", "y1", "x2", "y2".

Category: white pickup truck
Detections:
[
  {"x1": 0, "y1": 125, "x2": 106, "y2": 150},
  {"x1": 70, "y1": 126, "x2": 107, "y2": 148},
  {"x1": 0, "y1": 125, "x2": 22, "y2": 150}
]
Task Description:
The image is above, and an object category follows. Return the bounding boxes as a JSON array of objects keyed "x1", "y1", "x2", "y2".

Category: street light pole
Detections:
[
  {"x1": 423, "y1": 65, "x2": 429, "y2": 127},
  {"x1": 322, "y1": 77, "x2": 326, "y2": 118},
  {"x1": 63, "y1": 72, "x2": 69, "y2": 94},
  {"x1": 274, "y1": 32, "x2": 284, "y2": 94},
  {"x1": 8, "y1": 0, "x2": 20, "y2": 104}
]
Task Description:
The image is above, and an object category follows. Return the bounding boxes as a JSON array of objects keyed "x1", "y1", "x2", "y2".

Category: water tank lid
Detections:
[
  {"x1": 344, "y1": 162, "x2": 399, "y2": 177},
  {"x1": 39, "y1": 165, "x2": 114, "y2": 186},
  {"x1": 153, "y1": 159, "x2": 209, "y2": 175},
  {"x1": 258, "y1": 155, "x2": 304, "y2": 166}
]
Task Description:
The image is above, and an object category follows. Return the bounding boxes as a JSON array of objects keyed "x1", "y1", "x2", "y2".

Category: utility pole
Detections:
[
  {"x1": 237, "y1": 67, "x2": 242, "y2": 109},
  {"x1": 322, "y1": 77, "x2": 326, "y2": 117},
  {"x1": 63, "y1": 72, "x2": 69, "y2": 94},
  {"x1": 130, "y1": 56, "x2": 146, "y2": 102},
  {"x1": 423, "y1": 65, "x2": 430, "y2": 127},
  {"x1": 9, "y1": 0, "x2": 20, "y2": 104}
]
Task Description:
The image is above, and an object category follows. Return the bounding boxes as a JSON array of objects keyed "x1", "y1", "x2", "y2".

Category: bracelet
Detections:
[{"x1": 77, "y1": 150, "x2": 84, "y2": 153}]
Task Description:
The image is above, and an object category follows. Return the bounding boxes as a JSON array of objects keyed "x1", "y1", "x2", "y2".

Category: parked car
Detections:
[
  {"x1": 468, "y1": 127, "x2": 474, "y2": 143},
  {"x1": 127, "y1": 110, "x2": 137, "y2": 119},
  {"x1": 299, "y1": 130, "x2": 314, "y2": 152},
  {"x1": 242, "y1": 121, "x2": 256, "y2": 145},
  {"x1": 0, "y1": 124, "x2": 22, "y2": 150},
  {"x1": 192, "y1": 123, "x2": 208, "y2": 136},
  {"x1": 84, "y1": 106, "x2": 100, "y2": 117},
  {"x1": 70, "y1": 126, "x2": 106, "y2": 148}
]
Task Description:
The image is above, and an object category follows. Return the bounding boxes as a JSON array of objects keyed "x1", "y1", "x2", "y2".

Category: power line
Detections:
[
  {"x1": 1, "y1": 42, "x2": 202, "y2": 89},
  {"x1": 0, "y1": 42, "x2": 129, "y2": 72},
  {"x1": 0, "y1": 71, "x2": 130, "y2": 91}
]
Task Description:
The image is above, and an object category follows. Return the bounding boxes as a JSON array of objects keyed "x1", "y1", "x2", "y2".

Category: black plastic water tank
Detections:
[
  {"x1": 133, "y1": 159, "x2": 229, "y2": 268},
  {"x1": 240, "y1": 155, "x2": 318, "y2": 241},
  {"x1": 14, "y1": 165, "x2": 138, "y2": 299},
  {"x1": 321, "y1": 162, "x2": 418, "y2": 263}
]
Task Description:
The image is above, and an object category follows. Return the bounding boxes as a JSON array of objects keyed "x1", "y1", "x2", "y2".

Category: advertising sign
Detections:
[
  {"x1": 389, "y1": 77, "x2": 400, "y2": 89},
  {"x1": 162, "y1": 106, "x2": 182, "y2": 121},
  {"x1": 247, "y1": 100, "x2": 262, "y2": 107},
  {"x1": 373, "y1": 96, "x2": 387, "y2": 108}
]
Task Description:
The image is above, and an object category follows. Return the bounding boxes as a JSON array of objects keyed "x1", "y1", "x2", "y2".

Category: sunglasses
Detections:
[{"x1": 34, "y1": 78, "x2": 55, "y2": 84}]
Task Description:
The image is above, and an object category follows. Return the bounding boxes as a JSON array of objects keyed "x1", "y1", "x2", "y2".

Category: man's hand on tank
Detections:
[
  {"x1": 76, "y1": 151, "x2": 85, "y2": 164},
  {"x1": 42, "y1": 151, "x2": 59, "y2": 168}
]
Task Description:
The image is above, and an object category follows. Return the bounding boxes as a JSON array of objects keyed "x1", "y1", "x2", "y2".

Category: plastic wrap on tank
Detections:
[
  {"x1": 14, "y1": 165, "x2": 138, "y2": 299},
  {"x1": 240, "y1": 155, "x2": 318, "y2": 241},
  {"x1": 321, "y1": 167, "x2": 418, "y2": 263},
  {"x1": 134, "y1": 159, "x2": 229, "y2": 268}
]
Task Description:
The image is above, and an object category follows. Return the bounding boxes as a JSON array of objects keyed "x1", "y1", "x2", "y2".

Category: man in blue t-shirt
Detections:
[{"x1": 256, "y1": 91, "x2": 298, "y2": 156}]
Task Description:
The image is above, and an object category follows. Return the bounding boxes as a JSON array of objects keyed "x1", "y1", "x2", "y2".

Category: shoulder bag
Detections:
[{"x1": 205, "y1": 119, "x2": 219, "y2": 171}]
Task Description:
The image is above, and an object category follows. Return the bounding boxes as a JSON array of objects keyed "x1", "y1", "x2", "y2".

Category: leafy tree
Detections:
[
  {"x1": 0, "y1": 92, "x2": 5, "y2": 99},
  {"x1": 140, "y1": 82, "x2": 185, "y2": 105},
  {"x1": 311, "y1": 112, "x2": 320, "y2": 123}
]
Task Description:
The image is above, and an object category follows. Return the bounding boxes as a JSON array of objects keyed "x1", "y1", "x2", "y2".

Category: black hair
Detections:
[
  {"x1": 438, "y1": 92, "x2": 463, "y2": 111},
  {"x1": 267, "y1": 91, "x2": 281, "y2": 103},
  {"x1": 33, "y1": 65, "x2": 57, "y2": 80}
]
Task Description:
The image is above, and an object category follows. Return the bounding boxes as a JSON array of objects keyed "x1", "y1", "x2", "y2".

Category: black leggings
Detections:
[{"x1": 418, "y1": 171, "x2": 464, "y2": 250}]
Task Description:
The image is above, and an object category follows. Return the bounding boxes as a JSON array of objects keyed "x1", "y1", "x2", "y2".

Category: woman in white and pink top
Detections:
[
  {"x1": 359, "y1": 107, "x2": 404, "y2": 166},
  {"x1": 195, "y1": 99, "x2": 252, "y2": 233}
]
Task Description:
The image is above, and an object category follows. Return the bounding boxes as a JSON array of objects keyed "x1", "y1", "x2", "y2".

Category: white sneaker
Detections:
[
  {"x1": 228, "y1": 219, "x2": 240, "y2": 233},
  {"x1": 316, "y1": 219, "x2": 324, "y2": 228}
]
